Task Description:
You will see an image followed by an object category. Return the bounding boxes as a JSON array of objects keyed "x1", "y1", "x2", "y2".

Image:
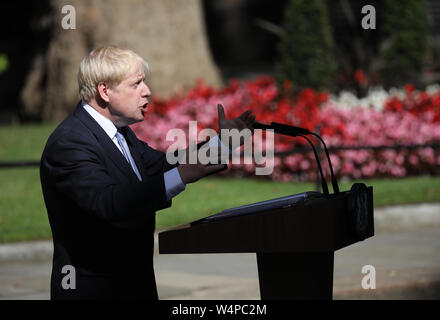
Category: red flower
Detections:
[
  {"x1": 404, "y1": 83, "x2": 415, "y2": 94},
  {"x1": 385, "y1": 97, "x2": 403, "y2": 112},
  {"x1": 132, "y1": 77, "x2": 439, "y2": 181},
  {"x1": 283, "y1": 80, "x2": 292, "y2": 90},
  {"x1": 354, "y1": 68, "x2": 367, "y2": 84}
]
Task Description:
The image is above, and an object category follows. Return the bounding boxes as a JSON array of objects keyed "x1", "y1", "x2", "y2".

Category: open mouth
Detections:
[{"x1": 140, "y1": 103, "x2": 148, "y2": 112}]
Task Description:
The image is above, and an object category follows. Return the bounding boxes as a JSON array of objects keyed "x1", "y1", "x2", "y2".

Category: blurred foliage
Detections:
[
  {"x1": 275, "y1": 0, "x2": 431, "y2": 93},
  {"x1": 379, "y1": 0, "x2": 430, "y2": 88},
  {"x1": 276, "y1": 0, "x2": 336, "y2": 91},
  {"x1": 0, "y1": 54, "x2": 8, "y2": 74}
]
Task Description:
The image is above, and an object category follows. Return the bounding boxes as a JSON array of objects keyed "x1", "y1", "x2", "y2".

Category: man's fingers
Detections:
[
  {"x1": 247, "y1": 114, "x2": 256, "y2": 125},
  {"x1": 239, "y1": 109, "x2": 252, "y2": 121},
  {"x1": 204, "y1": 163, "x2": 227, "y2": 175},
  {"x1": 218, "y1": 104, "x2": 226, "y2": 122},
  {"x1": 204, "y1": 147, "x2": 228, "y2": 164}
]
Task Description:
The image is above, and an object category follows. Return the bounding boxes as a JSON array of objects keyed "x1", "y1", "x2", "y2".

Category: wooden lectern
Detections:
[{"x1": 159, "y1": 185, "x2": 374, "y2": 300}]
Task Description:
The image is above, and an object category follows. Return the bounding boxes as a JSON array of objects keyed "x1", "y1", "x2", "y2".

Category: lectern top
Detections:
[{"x1": 192, "y1": 191, "x2": 325, "y2": 225}]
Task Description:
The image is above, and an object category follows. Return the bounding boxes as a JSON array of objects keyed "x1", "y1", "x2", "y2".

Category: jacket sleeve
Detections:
[{"x1": 41, "y1": 133, "x2": 172, "y2": 223}]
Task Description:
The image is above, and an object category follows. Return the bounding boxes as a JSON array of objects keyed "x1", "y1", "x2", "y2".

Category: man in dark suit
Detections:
[{"x1": 40, "y1": 46, "x2": 255, "y2": 300}]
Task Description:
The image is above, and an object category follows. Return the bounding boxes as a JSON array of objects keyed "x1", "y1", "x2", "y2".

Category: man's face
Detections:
[{"x1": 106, "y1": 71, "x2": 151, "y2": 127}]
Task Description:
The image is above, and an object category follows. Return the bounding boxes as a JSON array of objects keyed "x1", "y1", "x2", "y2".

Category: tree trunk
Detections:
[{"x1": 21, "y1": 0, "x2": 221, "y2": 122}]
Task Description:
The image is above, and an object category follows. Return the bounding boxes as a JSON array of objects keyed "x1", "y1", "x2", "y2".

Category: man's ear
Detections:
[{"x1": 97, "y1": 82, "x2": 111, "y2": 103}]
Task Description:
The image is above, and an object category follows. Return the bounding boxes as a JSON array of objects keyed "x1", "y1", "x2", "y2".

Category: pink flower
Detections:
[
  {"x1": 409, "y1": 154, "x2": 419, "y2": 166},
  {"x1": 129, "y1": 77, "x2": 439, "y2": 181}
]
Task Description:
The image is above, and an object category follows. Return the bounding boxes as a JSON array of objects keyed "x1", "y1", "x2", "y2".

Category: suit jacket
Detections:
[{"x1": 40, "y1": 103, "x2": 177, "y2": 300}]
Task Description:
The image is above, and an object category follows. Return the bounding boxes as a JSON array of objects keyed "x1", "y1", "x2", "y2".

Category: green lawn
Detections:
[
  {"x1": 0, "y1": 168, "x2": 50, "y2": 243},
  {"x1": 0, "y1": 123, "x2": 58, "y2": 162},
  {"x1": 1, "y1": 123, "x2": 440, "y2": 244},
  {"x1": 1, "y1": 167, "x2": 440, "y2": 244}
]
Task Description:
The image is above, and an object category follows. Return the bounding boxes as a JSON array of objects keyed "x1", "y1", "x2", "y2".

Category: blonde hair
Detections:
[{"x1": 78, "y1": 46, "x2": 150, "y2": 102}]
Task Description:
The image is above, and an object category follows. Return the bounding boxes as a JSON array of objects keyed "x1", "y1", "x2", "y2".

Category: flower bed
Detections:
[{"x1": 131, "y1": 76, "x2": 440, "y2": 181}]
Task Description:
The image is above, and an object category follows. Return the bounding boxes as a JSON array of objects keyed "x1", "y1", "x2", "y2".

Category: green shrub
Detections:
[
  {"x1": 0, "y1": 54, "x2": 8, "y2": 74},
  {"x1": 379, "y1": 0, "x2": 430, "y2": 87},
  {"x1": 276, "y1": 0, "x2": 336, "y2": 91}
]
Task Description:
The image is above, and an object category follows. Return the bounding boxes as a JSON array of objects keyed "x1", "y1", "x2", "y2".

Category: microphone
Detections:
[
  {"x1": 271, "y1": 122, "x2": 311, "y2": 137},
  {"x1": 253, "y1": 121, "x2": 310, "y2": 136},
  {"x1": 253, "y1": 121, "x2": 340, "y2": 194},
  {"x1": 253, "y1": 122, "x2": 329, "y2": 195}
]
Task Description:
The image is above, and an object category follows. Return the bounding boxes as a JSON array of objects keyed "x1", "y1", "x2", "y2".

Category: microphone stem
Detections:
[
  {"x1": 299, "y1": 134, "x2": 329, "y2": 196},
  {"x1": 310, "y1": 132, "x2": 340, "y2": 194}
]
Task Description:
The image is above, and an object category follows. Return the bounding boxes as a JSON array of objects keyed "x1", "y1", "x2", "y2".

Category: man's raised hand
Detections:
[
  {"x1": 218, "y1": 104, "x2": 256, "y2": 133},
  {"x1": 217, "y1": 103, "x2": 256, "y2": 147}
]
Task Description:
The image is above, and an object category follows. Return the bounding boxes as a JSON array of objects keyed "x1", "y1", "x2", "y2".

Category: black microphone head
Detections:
[
  {"x1": 252, "y1": 122, "x2": 272, "y2": 130},
  {"x1": 270, "y1": 122, "x2": 310, "y2": 136}
]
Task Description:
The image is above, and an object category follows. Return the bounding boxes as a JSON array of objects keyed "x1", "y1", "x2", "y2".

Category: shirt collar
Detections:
[{"x1": 81, "y1": 101, "x2": 118, "y2": 140}]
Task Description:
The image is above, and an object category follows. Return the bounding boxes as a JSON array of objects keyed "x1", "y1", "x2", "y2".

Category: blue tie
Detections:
[{"x1": 115, "y1": 130, "x2": 142, "y2": 181}]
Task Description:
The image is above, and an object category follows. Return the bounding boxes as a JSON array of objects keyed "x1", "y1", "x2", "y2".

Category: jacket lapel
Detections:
[{"x1": 73, "y1": 103, "x2": 143, "y2": 183}]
